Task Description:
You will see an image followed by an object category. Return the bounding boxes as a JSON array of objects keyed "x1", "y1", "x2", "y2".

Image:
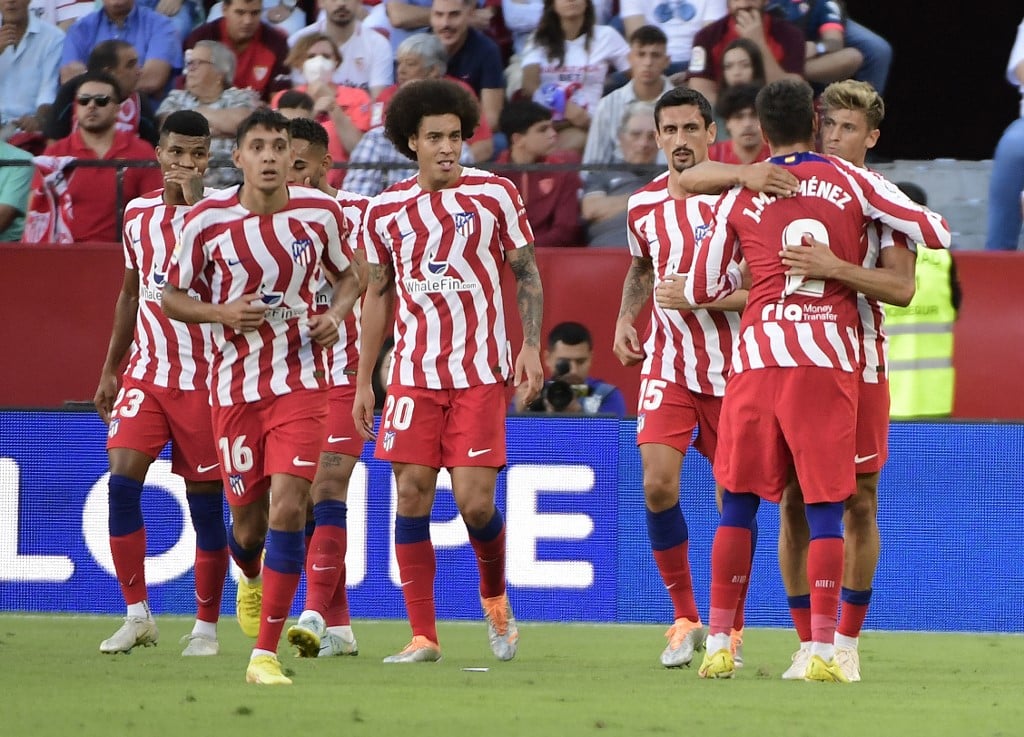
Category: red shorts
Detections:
[
  {"x1": 375, "y1": 383, "x2": 507, "y2": 469},
  {"x1": 636, "y1": 376, "x2": 722, "y2": 461},
  {"x1": 322, "y1": 385, "x2": 366, "y2": 458},
  {"x1": 211, "y1": 390, "x2": 328, "y2": 506},
  {"x1": 106, "y1": 376, "x2": 219, "y2": 483},
  {"x1": 714, "y1": 367, "x2": 858, "y2": 504},
  {"x1": 855, "y1": 380, "x2": 889, "y2": 475}
]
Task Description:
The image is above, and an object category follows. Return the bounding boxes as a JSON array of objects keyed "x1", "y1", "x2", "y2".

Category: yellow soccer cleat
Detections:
[
  {"x1": 803, "y1": 654, "x2": 851, "y2": 683},
  {"x1": 698, "y1": 648, "x2": 736, "y2": 679},
  {"x1": 235, "y1": 576, "x2": 262, "y2": 638},
  {"x1": 245, "y1": 654, "x2": 292, "y2": 685}
]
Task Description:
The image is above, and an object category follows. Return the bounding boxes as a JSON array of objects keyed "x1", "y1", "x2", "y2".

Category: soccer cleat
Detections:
[
  {"x1": 245, "y1": 654, "x2": 292, "y2": 685},
  {"x1": 287, "y1": 610, "x2": 326, "y2": 658},
  {"x1": 698, "y1": 648, "x2": 735, "y2": 679},
  {"x1": 180, "y1": 633, "x2": 219, "y2": 656},
  {"x1": 730, "y1": 628, "x2": 744, "y2": 669},
  {"x1": 481, "y1": 593, "x2": 519, "y2": 661},
  {"x1": 235, "y1": 577, "x2": 262, "y2": 638},
  {"x1": 834, "y1": 646, "x2": 861, "y2": 682},
  {"x1": 382, "y1": 635, "x2": 442, "y2": 663},
  {"x1": 99, "y1": 616, "x2": 159, "y2": 654},
  {"x1": 319, "y1": 628, "x2": 359, "y2": 657},
  {"x1": 781, "y1": 646, "x2": 812, "y2": 680},
  {"x1": 660, "y1": 618, "x2": 706, "y2": 667},
  {"x1": 803, "y1": 654, "x2": 850, "y2": 683}
]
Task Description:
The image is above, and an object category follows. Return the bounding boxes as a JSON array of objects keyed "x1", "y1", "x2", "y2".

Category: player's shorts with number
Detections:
[
  {"x1": 106, "y1": 375, "x2": 220, "y2": 482},
  {"x1": 375, "y1": 383, "x2": 507, "y2": 469},
  {"x1": 714, "y1": 367, "x2": 858, "y2": 504},
  {"x1": 635, "y1": 376, "x2": 722, "y2": 460},
  {"x1": 322, "y1": 384, "x2": 365, "y2": 458},
  {"x1": 854, "y1": 380, "x2": 889, "y2": 475},
  {"x1": 211, "y1": 389, "x2": 328, "y2": 506}
]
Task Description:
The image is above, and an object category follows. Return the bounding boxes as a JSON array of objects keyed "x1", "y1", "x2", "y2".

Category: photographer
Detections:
[{"x1": 513, "y1": 322, "x2": 627, "y2": 416}]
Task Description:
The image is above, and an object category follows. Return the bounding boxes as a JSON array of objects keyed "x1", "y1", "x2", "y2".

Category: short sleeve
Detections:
[{"x1": 497, "y1": 176, "x2": 533, "y2": 250}]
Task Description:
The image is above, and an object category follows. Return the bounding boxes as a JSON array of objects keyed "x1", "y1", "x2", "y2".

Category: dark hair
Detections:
[
  {"x1": 548, "y1": 321, "x2": 592, "y2": 350},
  {"x1": 654, "y1": 87, "x2": 713, "y2": 130},
  {"x1": 74, "y1": 71, "x2": 123, "y2": 102},
  {"x1": 499, "y1": 99, "x2": 553, "y2": 139},
  {"x1": 275, "y1": 90, "x2": 315, "y2": 112},
  {"x1": 289, "y1": 117, "x2": 329, "y2": 150},
  {"x1": 86, "y1": 39, "x2": 134, "y2": 73},
  {"x1": 383, "y1": 79, "x2": 480, "y2": 161},
  {"x1": 160, "y1": 110, "x2": 211, "y2": 140},
  {"x1": 235, "y1": 107, "x2": 291, "y2": 147},
  {"x1": 716, "y1": 83, "x2": 760, "y2": 121},
  {"x1": 628, "y1": 24, "x2": 667, "y2": 48},
  {"x1": 721, "y1": 38, "x2": 765, "y2": 87},
  {"x1": 755, "y1": 79, "x2": 815, "y2": 147},
  {"x1": 896, "y1": 181, "x2": 928, "y2": 207},
  {"x1": 532, "y1": 0, "x2": 595, "y2": 66}
]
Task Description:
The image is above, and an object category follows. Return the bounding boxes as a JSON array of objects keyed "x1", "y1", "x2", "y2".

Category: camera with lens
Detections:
[{"x1": 528, "y1": 358, "x2": 590, "y2": 412}]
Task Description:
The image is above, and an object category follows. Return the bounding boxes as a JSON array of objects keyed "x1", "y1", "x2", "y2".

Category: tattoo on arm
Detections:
[
  {"x1": 618, "y1": 257, "x2": 654, "y2": 321},
  {"x1": 369, "y1": 262, "x2": 395, "y2": 297},
  {"x1": 509, "y1": 244, "x2": 543, "y2": 347}
]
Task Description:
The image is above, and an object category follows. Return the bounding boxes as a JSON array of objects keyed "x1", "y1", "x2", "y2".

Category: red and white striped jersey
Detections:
[
  {"x1": 856, "y1": 222, "x2": 913, "y2": 384},
  {"x1": 121, "y1": 189, "x2": 212, "y2": 391},
  {"x1": 363, "y1": 167, "x2": 534, "y2": 389},
  {"x1": 626, "y1": 173, "x2": 740, "y2": 396},
  {"x1": 686, "y1": 152, "x2": 950, "y2": 375},
  {"x1": 168, "y1": 185, "x2": 351, "y2": 406}
]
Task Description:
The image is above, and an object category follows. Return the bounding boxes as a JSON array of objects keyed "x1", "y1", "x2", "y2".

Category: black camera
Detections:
[{"x1": 530, "y1": 359, "x2": 589, "y2": 412}]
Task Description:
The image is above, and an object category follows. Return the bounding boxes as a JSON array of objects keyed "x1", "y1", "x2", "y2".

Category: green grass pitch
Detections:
[{"x1": 2, "y1": 615, "x2": 1021, "y2": 737}]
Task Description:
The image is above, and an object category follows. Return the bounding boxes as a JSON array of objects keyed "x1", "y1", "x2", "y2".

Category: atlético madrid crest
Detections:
[
  {"x1": 454, "y1": 211, "x2": 476, "y2": 237},
  {"x1": 292, "y1": 238, "x2": 313, "y2": 266}
]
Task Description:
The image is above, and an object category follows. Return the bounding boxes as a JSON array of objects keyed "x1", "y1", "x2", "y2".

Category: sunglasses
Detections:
[{"x1": 76, "y1": 94, "x2": 114, "y2": 108}]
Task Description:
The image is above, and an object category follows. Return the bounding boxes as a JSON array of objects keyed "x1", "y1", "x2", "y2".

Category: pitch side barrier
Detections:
[{"x1": 2, "y1": 410, "x2": 1021, "y2": 633}]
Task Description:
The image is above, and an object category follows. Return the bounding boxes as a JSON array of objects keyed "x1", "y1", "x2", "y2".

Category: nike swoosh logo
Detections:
[
  {"x1": 854, "y1": 453, "x2": 879, "y2": 464},
  {"x1": 227, "y1": 258, "x2": 242, "y2": 266},
  {"x1": 327, "y1": 435, "x2": 352, "y2": 443},
  {"x1": 400, "y1": 580, "x2": 414, "y2": 587},
  {"x1": 467, "y1": 448, "x2": 491, "y2": 457},
  {"x1": 311, "y1": 564, "x2": 336, "y2": 572},
  {"x1": 267, "y1": 616, "x2": 286, "y2": 624},
  {"x1": 196, "y1": 594, "x2": 214, "y2": 605},
  {"x1": 292, "y1": 456, "x2": 317, "y2": 467},
  {"x1": 196, "y1": 463, "x2": 220, "y2": 473}
]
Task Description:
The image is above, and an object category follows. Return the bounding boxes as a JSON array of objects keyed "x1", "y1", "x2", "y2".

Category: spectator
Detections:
[
  {"x1": 25, "y1": 71, "x2": 162, "y2": 243},
  {"x1": 274, "y1": 87, "x2": 315, "y2": 118},
  {"x1": 986, "y1": 17, "x2": 1024, "y2": 251},
  {"x1": 708, "y1": 83, "x2": 768, "y2": 163},
  {"x1": 494, "y1": 99, "x2": 582, "y2": 247},
  {"x1": 500, "y1": 0, "x2": 540, "y2": 55},
  {"x1": 841, "y1": 17, "x2": 890, "y2": 95},
  {"x1": 275, "y1": 32, "x2": 372, "y2": 186},
  {"x1": 0, "y1": 0, "x2": 64, "y2": 138},
  {"x1": 44, "y1": 40, "x2": 160, "y2": 146},
  {"x1": 364, "y1": 0, "x2": 432, "y2": 53},
  {"x1": 206, "y1": 0, "x2": 312, "y2": 37},
  {"x1": 136, "y1": 0, "x2": 205, "y2": 42},
  {"x1": 719, "y1": 36, "x2": 764, "y2": 88},
  {"x1": 186, "y1": 0, "x2": 290, "y2": 101},
  {"x1": 765, "y1": 0, "x2": 861, "y2": 87},
  {"x1": 156, "y1": 40, "x2": 260, "y2": 186},
  {"x1": 0, "y1": 138, "x2": 33, "y2": 241},
  {"x1": 59, "y1": 0, "x2": 183, "y2": 97},
  {"x1": 582, "y1": 99, "x2": 658, "y2": 247},
  {"x1": 288, "y1": 0, "x2": 394, "y2": 98},
  {"x1": 621, "y1": 0, "x2": 724, "y2": 75},
  {"x1": 686, "y1": 0, "x2": 804, "y2": 106},
  {"x1": 519, "y1": 0, "x2": 630, "y2": 152},
  {"x1": 514, "y1": 321, "x2": 627, "y2": 415},
  {"x1": 582, "y1": 25, "x2": 673, "y2": 175},
  {"x1": 431, "y1": 0, "x2": 504, "y2": 131},
  {"x1": 29, "y1": 0, "x2": 94, "y2": 30}
]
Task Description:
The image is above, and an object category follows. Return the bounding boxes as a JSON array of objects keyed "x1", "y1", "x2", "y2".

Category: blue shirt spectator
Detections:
[{"x1": 0, "y1": 0, "x2": 64, "y2": 132}]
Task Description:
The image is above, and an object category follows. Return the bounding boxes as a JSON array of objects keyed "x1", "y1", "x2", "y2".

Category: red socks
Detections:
[
  {"x1": 395, "y1": 540, "x2": 438, "y2": 644},
  {"x1": 708, "y1": 526, "x2": 752, "y2": 636},
  {"x1": 652, "y1": 543, "x2": 700, "y2": 622},
  {"x1": 109, "y1": 529, "x2": 147, "y2": 605}
]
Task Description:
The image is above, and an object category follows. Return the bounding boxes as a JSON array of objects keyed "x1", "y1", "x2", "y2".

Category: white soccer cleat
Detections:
[
  {"x1": 781, "y1": 645, "x2": 812, "y2": 680},
  {"x1": 287, "y1": 610, "x2": 326, "y2": 658},
  {"x1": 319, "y1": 627, "x2": 359, "y2": 657},
  {"x1": 180, "y1": 633, "x2": 219, "y2": 656},
  {"x1": 834, "y1": 645, "x2": 861, "y2": 682},
  {"x1": 660, "y1": 618, "x2": 706, "y2": 667},
  {"x1": 382, "y1": 636, "x2": 442, "y2": 663},
  {"x1": 100, "y1": 616, "x2": 159, "y2": 654},
  {"x1": 481, "y1": 593, "x2": 519, "y2": 661}
]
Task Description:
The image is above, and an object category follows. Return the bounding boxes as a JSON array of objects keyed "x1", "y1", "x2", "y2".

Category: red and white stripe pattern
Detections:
[
  {"x1": 363, "y1": 167, "x2": 534, "y2": 389},
  {"x1": 626, "y1": 174, "x2": 739, "y2": 396},
  {"x1": 856, "y1": 223, "x2": 913, "y2": 384},
  {"x1": 168, "y1": 185, "x2": 351, "y2": 406},
  {"x1": 122, "y1": 190, "x2": 211, "y2": 390},
  {"x1": 687, "y1": 152, "x2": 951, "y2": 375}
]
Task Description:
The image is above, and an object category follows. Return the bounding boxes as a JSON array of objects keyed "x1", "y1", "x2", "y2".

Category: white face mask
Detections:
[{"x1": 302, "y1": 55, "x2": 337, "y2": 84}]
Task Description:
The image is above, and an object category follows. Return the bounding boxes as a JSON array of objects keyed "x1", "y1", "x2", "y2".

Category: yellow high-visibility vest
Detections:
[{"x1": 883, "y1": 248, "x2": 957, "y2": 418}]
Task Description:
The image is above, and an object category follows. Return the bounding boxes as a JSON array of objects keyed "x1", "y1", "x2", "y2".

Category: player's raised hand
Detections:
[
  {"x1": 308, "y1": 313, "x2": 341, "y2": 347},
  {"x1": 741, "y1": 162, "x2": 799, "y2": 197},
  {"x1": 93, "y1": 370, "x2": 120, "y2": 424},
  {"x1": 352, "y1": 384, "x2": 377, "y2": 440},
  {"x1": 219, "y1": 293, "x2": 269, "y2": 332},
  {"x1": 655, "y1": 273, "x2": 695, "y2": 311},
  {"x1": 514, "y1": 345, "x2": 544, "y2": 406},
  {"x1": 613, "y1": 320, "x2": 645, "y2": 366},
  {"x1": 780, "y1": 235, "x2": 841, "y2": 279},
  {"x1": 164, "y1": 164, "x2": 204, "y2": 205}
]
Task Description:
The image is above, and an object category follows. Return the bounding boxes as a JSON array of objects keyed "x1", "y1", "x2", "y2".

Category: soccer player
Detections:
[
  {"x1": 162, "y1": 108, "x2": 362, "y2": 685},
  {"x1": 684, "y1": 79, "x2": 950, "y2": 681},
  {"x1": 94, "y1": 110, "x2": 229, "y2": 657},
  {"x1": 776, "y1": 80, "x2": 921, "y2": 682},
  {"x1": 352, "y1": 78, "x2": 544, "y2": 664},
  {"x1": 282, "y1": 116, "x2": 368, "y2": 659}
]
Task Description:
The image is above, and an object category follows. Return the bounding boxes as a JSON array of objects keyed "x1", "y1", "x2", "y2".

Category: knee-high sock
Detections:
[
  {"x1": 187, "y1": 492, "x2": 229, "y2": 624},
  {"x1": 733, "y1": 516, "x2": 758, "y2": 632},
  {"x1": 806, "y1": 502, "x2": 845, "y2": 646},
  {"x1": 255, "y1": 528, "x2": 304, "y2": 653},
  {"x1": 708, "y1": 491, "x2": 759, "y2": 637},
  {"x1": 227, "y1": 525, "x2": 263, "y2": 580},
  {"x1": 837, "y1": 587, "x2": 872, "y2": 639},
  {"x1": 108, "y1": 475, "x2": 147, "y2": 606},
  {"x1": 646, "y1": 505, "x2": 698, "y2": 622},
  {"x1": 788, "y1": 594, "x2": 812, "y2": 642},
  {"x1": 395, "y1": 515, "x2": 437, "y2": 643},
  {"x1": 466, "y1": 509, "x2": 506, "y2": 600},
  {"x1": 305, "y1": 500, "x2": 347, "y2": 615}
]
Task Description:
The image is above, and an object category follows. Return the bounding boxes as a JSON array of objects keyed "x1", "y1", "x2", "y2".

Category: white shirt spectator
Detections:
[
  {"x1": 288, "y1": 19, "x2": 393, "y2": 92},
  {"x1": 619, "y1": 0, "x2": 724, "y2": 64}
]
